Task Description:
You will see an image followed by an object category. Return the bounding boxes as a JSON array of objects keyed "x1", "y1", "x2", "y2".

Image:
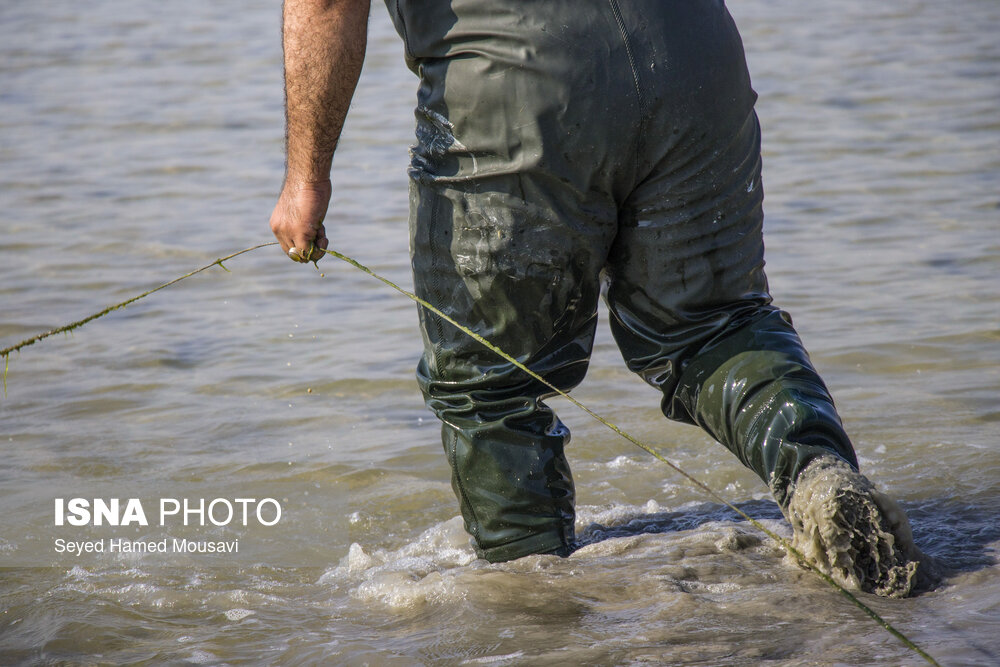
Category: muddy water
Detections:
[{"x1": 1, "y1": 1, "x2": 998, "y2": 664}]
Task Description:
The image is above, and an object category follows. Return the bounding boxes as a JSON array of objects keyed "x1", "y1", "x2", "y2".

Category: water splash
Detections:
[{"x1": 785, "y1": 457, "x2": 922, "y2": 598}]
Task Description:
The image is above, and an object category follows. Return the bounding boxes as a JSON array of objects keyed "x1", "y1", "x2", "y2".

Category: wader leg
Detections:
[
  {"x1": 401, "y1": 9, "x2": 627, "y2": 561},
  {"x1": 605, "y1": 23, "x2": 859, "y2": 507},
  {"x1": 410, "y1": 180, "x2": 615, "y2": 562}
]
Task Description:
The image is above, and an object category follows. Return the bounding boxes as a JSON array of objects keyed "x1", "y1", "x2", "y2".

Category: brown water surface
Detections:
[{"x1": 1, "y1": 1, "x2": 998, "y2": 664}]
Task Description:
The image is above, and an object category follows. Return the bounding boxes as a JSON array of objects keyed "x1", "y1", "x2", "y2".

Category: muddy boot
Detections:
[{"x1": 783, "y1": 456, "x2": 924, "y2": 597}]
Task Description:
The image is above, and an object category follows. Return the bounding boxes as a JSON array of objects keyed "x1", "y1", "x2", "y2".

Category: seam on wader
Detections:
[
  {"x1": 428, "y1": 192, "x2": 447, "y2": 379},
  {"x1": 392, "y1": 0, "x2": 415, "y2": 61},
  {"x1": 607, "y1": 0, "x2": 647, "y2": 178},
  {"x1": 447, "y1": 428, "x2": 481, "y2": 542}
]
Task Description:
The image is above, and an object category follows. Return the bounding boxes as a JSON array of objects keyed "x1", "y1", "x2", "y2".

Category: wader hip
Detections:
[{"x1": 388, "y1": 0, "x2": 858, "y2": 562}]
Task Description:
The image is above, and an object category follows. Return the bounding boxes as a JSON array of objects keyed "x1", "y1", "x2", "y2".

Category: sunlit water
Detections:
[{"x1": 1, "y1": 1, "x2": 997, "y2": 664}]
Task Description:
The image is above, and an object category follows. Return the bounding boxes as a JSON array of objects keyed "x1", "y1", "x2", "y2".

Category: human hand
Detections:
[{"x1": 269, "y1": 179, "x2": 332, "y2": 263}]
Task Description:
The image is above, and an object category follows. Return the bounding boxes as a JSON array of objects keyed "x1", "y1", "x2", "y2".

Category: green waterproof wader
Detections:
[{"x1": 386, "y1": 0, "x2": 859, "y2": 562}]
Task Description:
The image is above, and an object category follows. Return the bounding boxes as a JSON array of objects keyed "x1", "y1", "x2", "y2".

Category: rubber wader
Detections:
[{"x1": 386, "y1": 0, "x2": 858, "y2": 562}]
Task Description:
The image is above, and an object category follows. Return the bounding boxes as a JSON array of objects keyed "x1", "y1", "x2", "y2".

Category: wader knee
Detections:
[{"x1": 668, "y1": 310, "x2": 859, "y2": 508}]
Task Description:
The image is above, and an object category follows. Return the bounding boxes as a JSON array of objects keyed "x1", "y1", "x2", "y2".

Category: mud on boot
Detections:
[{"x1": 781, "y1": 456, "x2": 923, "y2": 598}]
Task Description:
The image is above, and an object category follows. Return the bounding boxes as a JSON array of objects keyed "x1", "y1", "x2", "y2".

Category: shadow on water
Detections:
[
  {"x1": 905, "y1": 497, "x2": 1000, "y2": 575},
  {"x1": 575, "y1": 498, "x2": 785, "y2": 547}
]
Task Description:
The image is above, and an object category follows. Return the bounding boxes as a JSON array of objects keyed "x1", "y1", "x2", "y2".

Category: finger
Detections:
[
  {"x1": 289, "y1": 224, "x2": 319, "y2": 261},
  {"x1": 269, "y1": 219, "x2": 292, "y2": 255},
  {"x1": 306, "y1": 227, "x2": 328, "y2": 262}
]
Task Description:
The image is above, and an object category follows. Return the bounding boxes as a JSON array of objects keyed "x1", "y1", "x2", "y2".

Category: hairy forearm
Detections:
[{"x1": 282, "y1": 0, "x2": 369, "y2": 185}]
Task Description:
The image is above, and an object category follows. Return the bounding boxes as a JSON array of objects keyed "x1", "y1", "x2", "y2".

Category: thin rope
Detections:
[
  {"x1": 0, "y1": 243, "x2": 277, "y2": 393},
  {"x1": 0, "y1": 241, "x2": 941, "y2": 666}
]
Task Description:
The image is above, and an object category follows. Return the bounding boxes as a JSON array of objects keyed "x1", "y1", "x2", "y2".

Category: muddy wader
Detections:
[{"x1": 387, "y1": 0, "x2": 859, "y2": 562}]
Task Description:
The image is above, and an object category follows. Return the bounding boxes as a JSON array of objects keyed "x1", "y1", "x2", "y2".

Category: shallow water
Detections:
[{"x1": 1, "y1": 1, "x2": 998, "y2": 665}]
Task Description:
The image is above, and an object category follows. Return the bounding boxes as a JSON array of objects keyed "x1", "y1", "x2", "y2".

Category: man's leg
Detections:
[
  {"x1": 603, "y1": 1, "x2": 857, "y2": 509},
  {"x1": 605, "y1": 0, "x2": 920, "y2": 595},
  {"x1": 606, "y1": 128, "x2": 857, "y2": 509},
  {"x1": 409, "y1": 179, "x2": 616, "y2": 562},
  {"x1": 405, "y1": 86, "x2": 617, "y2": 561},
  {"x1": 400, "y1": 2, "x2": 635, "y2": 562}
]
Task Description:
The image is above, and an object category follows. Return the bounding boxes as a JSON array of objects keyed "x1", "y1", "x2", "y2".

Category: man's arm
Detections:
[{"x1": 270, "y1": 0, "x2": 370, "y2": 263}]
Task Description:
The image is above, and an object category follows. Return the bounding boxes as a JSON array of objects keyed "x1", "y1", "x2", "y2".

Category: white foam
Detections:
[
  {"x1": 319, "y1": 517, "x2": 476, "y2": 608},
  {"x1": 185, "y1": 649, "x2": 220, "y2": 664},
  {"x1": 352, "y1": 569, "x2": 465, "y2": 608},
  {"x1": 576, "y1": 498, "x2": 663, "y2": 527},
  {"x1": 224, "y1": 608, "x2": 254, "y2": 622},
  {"x1": 604, "y1": 455, "x2": 638, "y2": 470},
  {"x1": 460, "y1": 650, "x2": 526, "y2": 664},
  {"x1": 343, "y1": 542, "x2": 374, "y2": 573},
  {"x1": 321, "y1": 501, "x2": 799, "y2": 609}
]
